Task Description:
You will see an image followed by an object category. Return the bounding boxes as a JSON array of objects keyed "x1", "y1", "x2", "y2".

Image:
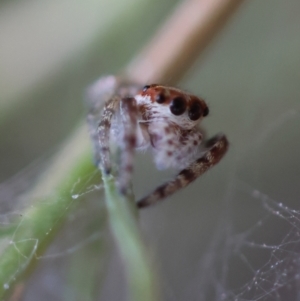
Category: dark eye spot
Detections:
[
  {"x1": 203, "y1": 106, "x2": 209, "y2": 117},
  {"x1": 170, "y1": 97, "x2": 186, "y2": 115},
  {"x1": 188, "y1": 101, "x2": 202, "y2": 121},
  {"x1": 143, "y1": 85, "x2": 150, "y2": 91},
  {"x1": 156, "y1": 93, "x2": 166, "y2": 103}
]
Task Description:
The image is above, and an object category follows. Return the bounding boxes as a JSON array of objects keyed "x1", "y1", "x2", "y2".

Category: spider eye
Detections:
[
  {"x1": 143, "y1": 85, "x2": 150, "y2": 91},
  {"x1": 156, "y1": 93, "x2": 166, "y2": 104},
  {"x1": 170, "y1": 97, "x2": 186, "y2": 115},
  {"x1": 203, "y1": 106, "x2": 209, "y2": 117},
  {"x1": 188, "y1": 101, "x2": 203, "y2": 121}
]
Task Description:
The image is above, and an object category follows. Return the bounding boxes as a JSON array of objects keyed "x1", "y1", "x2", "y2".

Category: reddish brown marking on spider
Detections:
[
  {"x1": 86, "y1": 76, "x2": 228, "y2": 208},
  {"x1": 164, "y1": 127, "x2": 171, "y2": 134},
  {"x1": 139, "y1": 85, "x2": 209, "y2": 123}
]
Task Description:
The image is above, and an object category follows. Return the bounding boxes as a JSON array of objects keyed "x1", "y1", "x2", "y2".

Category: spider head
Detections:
[{"x1": 137, "y1": 84, "x2": 209, "y2": 128}]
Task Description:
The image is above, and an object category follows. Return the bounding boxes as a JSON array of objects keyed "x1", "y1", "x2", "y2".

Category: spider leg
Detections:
[
  {"x1": 137, "y1": 134, "x2": 229, "y2": 208},
  {"x1": 97, "y1": 95, "x2": 120, "y2": 174},
  {"x1": 86, "y1": 76, "x2": 142, "y2": 183},
  {"x1": 86, "y1": 76, "x2": 119, "y2": 168},
  {"x1": 118, "y1": 97, "x2": 138, "y2": 194}
]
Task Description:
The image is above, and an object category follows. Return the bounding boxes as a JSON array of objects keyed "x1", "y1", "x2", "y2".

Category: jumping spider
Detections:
[{"x1": 86, "y1": 76, "x2": 228, "y2": 208}]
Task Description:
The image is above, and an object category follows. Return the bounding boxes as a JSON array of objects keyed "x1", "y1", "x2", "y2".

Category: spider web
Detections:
[
  {"x1": 0, "y1": 110, "x2": 299, "y2": 301},
  {"x1": 0, "y1": 0, "x2": 299, "y2": 298},
  {"x1": 178, "y1": 109, "x2": 300, "y2": 301},
  {"x1": 0, "y1": 154, "x2": 105, "y2": 296},
  {"x1": 188, "y1": 183, "x2": 300, "y2": 301}
]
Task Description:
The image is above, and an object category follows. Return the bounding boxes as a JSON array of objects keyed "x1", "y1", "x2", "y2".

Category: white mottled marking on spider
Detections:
[{"x1": 86, "y1": 78, "x2": 228, "y2": 208}]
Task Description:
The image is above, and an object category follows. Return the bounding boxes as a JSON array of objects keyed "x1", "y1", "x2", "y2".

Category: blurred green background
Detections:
[{"x1": 0, "y1": 0, "x2": 300, "y2": 300}]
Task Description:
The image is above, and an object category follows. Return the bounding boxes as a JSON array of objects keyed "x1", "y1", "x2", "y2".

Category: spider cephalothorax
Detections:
[
  {"x1": 136, "y1": 84, "x2": 209, "y2": 127},
  {"x1": 87, "y1": 76, "x2": 228, "y2": 208}
]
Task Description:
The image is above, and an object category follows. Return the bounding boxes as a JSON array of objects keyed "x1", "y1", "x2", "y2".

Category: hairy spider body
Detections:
[{"x1": 87, "y1": 76, "x2": 228, "y2": 208}]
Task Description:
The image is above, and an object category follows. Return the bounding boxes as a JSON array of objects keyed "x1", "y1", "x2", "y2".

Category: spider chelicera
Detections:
[{"x1": 86, "y1": 76, "x2": 228, "y2": 208}]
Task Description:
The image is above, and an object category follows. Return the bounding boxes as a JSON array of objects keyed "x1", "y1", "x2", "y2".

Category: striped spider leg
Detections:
[
  {"x1": 86, "y1": 76, "x2": 141, "y2": 194},
  {"x1": 86, "y1": 78, "x2": 229, "y2": 208},
  {"x1": 135, "y1": 85, "x2": 228, "y2": 208}
]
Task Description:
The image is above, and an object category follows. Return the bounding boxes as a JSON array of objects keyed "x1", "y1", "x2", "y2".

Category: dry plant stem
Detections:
[
  {"x1": 127, "y1": 0, "x2": 244, "y2": 84},
  {"x1": 0, "y1": 0, "x2": 244, "y2": 300}
]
